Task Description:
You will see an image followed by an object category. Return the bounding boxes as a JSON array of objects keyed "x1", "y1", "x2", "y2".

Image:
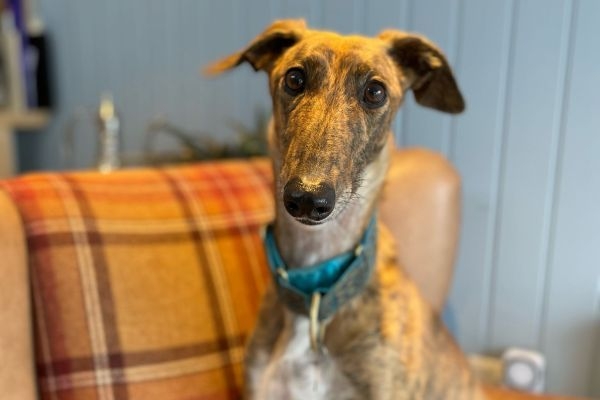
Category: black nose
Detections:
[{"x1": 283, "y1": 178, "x2": 336, "y2": 222}]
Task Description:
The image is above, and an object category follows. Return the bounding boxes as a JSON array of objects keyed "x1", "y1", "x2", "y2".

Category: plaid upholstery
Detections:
[{"x1": 1, "y1": 158, "x2": 275, "y2": 400}]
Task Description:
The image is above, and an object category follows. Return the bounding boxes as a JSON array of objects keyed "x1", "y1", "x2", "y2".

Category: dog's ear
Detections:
[
  {"x1": 205, "y1": 19, "x2": 306, "y2": 75},
  {"x1": 379, "y1": 30, "x2": 465, "y2": 114}
]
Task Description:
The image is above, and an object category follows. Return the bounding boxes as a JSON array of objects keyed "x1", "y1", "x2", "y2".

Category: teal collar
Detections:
[{"x1": 264, "y1": 216, "x2": 377, "y2": 322}]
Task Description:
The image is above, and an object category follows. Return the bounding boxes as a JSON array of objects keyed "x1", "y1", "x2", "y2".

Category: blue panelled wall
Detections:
[{"x1": 23, "y1": 0, "x2": 600, "y2": 396}]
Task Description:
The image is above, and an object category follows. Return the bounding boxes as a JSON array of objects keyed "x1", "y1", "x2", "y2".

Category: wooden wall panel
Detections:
[
  {"x1": 487, "y1": 0, "x2": 572, "y2": 351},
  {"x1": 448, "y1": 0, "x2": 515, "y2": 354},
  {"x1": 540, "y1": 0, "x2": 600, "y2": 395}
]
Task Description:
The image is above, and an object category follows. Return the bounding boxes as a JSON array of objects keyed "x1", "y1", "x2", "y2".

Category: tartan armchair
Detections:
[{"x1": 0, "y1": 149, "x2": 579, "y2": 399}]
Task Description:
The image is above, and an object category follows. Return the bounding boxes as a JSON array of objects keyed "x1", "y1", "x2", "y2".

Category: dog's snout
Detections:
[{"x1": 283, "y1": 178, "x2": 335, "y2": 223}]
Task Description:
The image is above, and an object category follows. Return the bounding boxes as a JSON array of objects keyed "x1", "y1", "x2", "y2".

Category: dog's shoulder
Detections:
[
  {"x1": 375, "y1": 222, "x2": 486, "y2": 399},
  {"x1": 376, "y1": 220, "x2": 434, "y2": 311},
  {"x1": 376, "y1": 222, "x2": 431, "y2": 362}
]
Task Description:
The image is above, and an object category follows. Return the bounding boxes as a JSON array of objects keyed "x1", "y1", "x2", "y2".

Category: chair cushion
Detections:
[{"x1": 1, "y1": 158, "x2": 274, "y2": 400}]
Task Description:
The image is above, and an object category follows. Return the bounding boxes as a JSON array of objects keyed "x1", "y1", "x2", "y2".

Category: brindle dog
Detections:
[{"x1": 208, "y1": 19, "x2": 485, "y2": 400}]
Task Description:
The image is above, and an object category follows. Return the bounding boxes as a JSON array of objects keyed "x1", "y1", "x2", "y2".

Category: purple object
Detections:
[{"x1": 7, "y1": 0, "x2": 37, "y2": 108}]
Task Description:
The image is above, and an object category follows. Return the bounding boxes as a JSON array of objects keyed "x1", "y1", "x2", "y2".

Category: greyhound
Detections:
[{"x1": 208, "y1": 19, "x2": 485, "y2": 400}]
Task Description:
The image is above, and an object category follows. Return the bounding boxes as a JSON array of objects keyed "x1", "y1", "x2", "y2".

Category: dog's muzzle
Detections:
[{"x1": 283, "y1": 177, "x2": 335, "y2": 223}]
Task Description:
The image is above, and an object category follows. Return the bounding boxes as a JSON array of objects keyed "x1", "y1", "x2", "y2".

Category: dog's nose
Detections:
[{"x1": 283, "y1": 178, "x2": 336, "y2": 222}]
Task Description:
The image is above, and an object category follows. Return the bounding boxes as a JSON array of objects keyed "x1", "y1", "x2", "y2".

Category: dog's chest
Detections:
[{"x1": 255, "y1": 316, "x2": 353, "y2": 400}]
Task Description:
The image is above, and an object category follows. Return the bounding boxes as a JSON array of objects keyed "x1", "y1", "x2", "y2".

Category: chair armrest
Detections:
[
  {"x1": 0, "y1": 190, "x2": 37, "y2": 400},
  {"x1": 380, "y1": 148, "x2": 461, "y2": 312}
]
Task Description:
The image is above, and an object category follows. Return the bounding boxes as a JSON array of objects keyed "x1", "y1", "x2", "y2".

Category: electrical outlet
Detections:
[{"x1": 502, "y1": 348, "x2": 546, "y2": 393}]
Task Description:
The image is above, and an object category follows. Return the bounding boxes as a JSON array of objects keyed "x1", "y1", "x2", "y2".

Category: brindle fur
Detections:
[{"x1": 207, "y1": 19, "x2": 485, "y2": 400}]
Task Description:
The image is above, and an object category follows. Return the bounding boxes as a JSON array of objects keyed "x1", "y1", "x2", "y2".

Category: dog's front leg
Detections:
[{"x1": 243, "y1": 286, "x2": 284, "y2": 399}]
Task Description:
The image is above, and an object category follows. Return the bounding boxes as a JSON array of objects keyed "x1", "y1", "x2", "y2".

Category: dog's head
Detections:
[{"x1": 207, "y1": 19, "x2": 464, "y2": 226}]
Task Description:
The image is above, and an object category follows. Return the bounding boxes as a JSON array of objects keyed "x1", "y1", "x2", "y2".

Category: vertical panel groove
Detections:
[
  {"x1": 61, "y1": 0, "x2": 80, "y2": 169},
  {"x1": 446, "y1": 0, "x2": 464, "y2": 162},
  {"x1": 309, "y1": 0, "x2": 323, "y2": 27},
  {"x1": 353, "y1": 0, "x2": 365, "y2": 31},
  {"x1": 398, "y1": 0, "x2": 415, "y2": 147},
  {"x1": 269, "y1": 0, "x2": 280, "y2": 20},
  {"x1": 393, "y1": 0, "x2": 412, "y2": 146},
  {"x1": 483, "y1": 0, "x2": 518, "y2": 348},
  {"x1": 538, "y1": 0, "x2": 578, "y2": 353},
  {"x1": 233, "y1": 0, "x2": 244, "y2": 127}
]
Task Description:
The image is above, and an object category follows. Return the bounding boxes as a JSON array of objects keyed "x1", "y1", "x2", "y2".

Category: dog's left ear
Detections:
[
  {"x1": 379, "y1": 30, "x2": 465, "y2": 114},
  {"x1": 205, "y1": 19, "x2": 306, "y2": 75}
]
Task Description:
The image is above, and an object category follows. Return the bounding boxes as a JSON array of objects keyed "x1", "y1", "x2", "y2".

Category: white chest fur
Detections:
[{"x1": 254, "y1": 314, "x2": 352, "y2": 400}]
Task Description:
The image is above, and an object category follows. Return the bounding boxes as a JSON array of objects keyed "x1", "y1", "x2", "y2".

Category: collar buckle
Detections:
[
  {"x1": 276, "y1": 267, "x2": 289, "y2": 281},
  {"x1": 354, "y1": 244, "x2": 364, "y2": 256}
]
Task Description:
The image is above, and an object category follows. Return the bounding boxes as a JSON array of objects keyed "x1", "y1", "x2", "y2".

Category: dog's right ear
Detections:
[
  {"x1": 379, "y1": 30, "x2": 465, "y2": 114},
  {"x1": 204, "y1": 19, "x2": 306, "y2": 75}
]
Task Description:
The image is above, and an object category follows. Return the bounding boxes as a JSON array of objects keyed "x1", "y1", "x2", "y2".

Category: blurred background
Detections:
[{"x1": 1, "y1": 0, "x2": 598, "y2": 397}]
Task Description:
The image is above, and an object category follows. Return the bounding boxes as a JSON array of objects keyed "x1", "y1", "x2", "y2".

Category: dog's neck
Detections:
[
  {"x1": 270, "y1": 125, "x2": 392, "y2": 269},
  {"x1": 273, "y1": 198, "x2": 373, "y2": 268}
]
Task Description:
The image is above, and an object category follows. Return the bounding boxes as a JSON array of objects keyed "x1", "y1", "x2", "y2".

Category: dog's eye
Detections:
[
  {"x1": 284, "y1": 68, "x2": 306, "y2": 95},
  {"x1": 363, "y1": 81, "x2": 387, "y2": 107}
]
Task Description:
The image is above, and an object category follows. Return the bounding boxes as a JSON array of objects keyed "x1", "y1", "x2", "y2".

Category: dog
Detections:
[{"x1": 207, "y1": 19, "x2": 485, "y2": 400}]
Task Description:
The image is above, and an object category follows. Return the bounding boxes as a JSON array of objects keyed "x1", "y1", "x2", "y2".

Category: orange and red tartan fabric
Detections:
[{"x1": 1, "y1": 158, "x2": 275, "y2": 400}]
